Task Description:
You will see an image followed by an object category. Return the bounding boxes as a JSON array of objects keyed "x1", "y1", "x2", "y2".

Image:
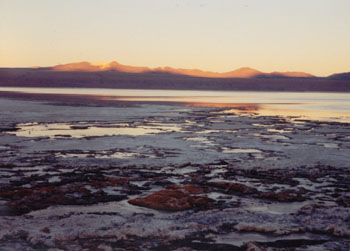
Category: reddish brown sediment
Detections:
[
  {"x1": 258, "y1": 189, "x2": 306, "y2": 202},
  {"x1": 166, "y1": 184, "x2": 207, "y2": 194},
  {"x1": 128, "y1": 187, "x2": 214, "y2": 211},
  {"x1": 0, "y1": 178, "x2": 129, "y2": 214},
  {"x1": 207, "y1": 181, "x2": 258, "y2": 194}
]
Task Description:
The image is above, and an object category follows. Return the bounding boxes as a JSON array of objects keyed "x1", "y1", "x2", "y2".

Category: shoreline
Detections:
[{"x1": 1, "y1": 85, "x2": 350, "y2": 94}]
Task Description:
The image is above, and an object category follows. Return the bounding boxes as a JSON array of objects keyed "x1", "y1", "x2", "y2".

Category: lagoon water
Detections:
[{"x1": 1, "y1": 87, "x2": 350, "y2": 122}]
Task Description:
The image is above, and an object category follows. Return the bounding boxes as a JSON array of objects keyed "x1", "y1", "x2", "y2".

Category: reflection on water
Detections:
[
  {"x1": 9, "y1": 122, "x2": 182, "y2": 138},
  {"x1": 215, "y1": 104, "x2": 350, "y2": 122},
  {"x1": 252, "y1": 104, "x2": 350, "y2": 123},
  {"x1": 1, "y1": 87, "x2": 350, "y2": 122}
]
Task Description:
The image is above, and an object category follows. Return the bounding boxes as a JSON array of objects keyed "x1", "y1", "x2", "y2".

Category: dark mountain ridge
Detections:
[{"x1": 0, "y1": 62, "x2": 349, "y2": 92}]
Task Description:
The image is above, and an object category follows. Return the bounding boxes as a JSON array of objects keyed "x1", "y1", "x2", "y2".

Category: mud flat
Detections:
[{"x1": 0, "y1": 94, "x2": 349, "y2": 250}]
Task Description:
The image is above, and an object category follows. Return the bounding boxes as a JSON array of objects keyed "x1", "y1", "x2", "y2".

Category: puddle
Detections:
[
  {"x1": 293, "y1": 121, "x2": 307, "y2": 124},
  {"x1": 48, "y1": 176, "x2": 61, "y2": 183},
  {"x1": 96, "y1": 152, "x2": 141, "y2": 159},
  {"x1": 185, "y1": 120, "x2": 196, "y2": 125},
  {"x1": 267, "y1": 128, "x2": 293, "y2": 133},
  {"x1": 254, "y1": 133, "x2": 289, "y2": 140},
  {"x1": 252, "y1": 153, "x2": 264, "y2": 159},
  {"x1": 8, "y1": 122, "x2": 182, "y2": 138},
  {"x1": 252, "y1": 123, "x2": 271, "y2": 127},
  {"x1": 55, "y1": 153, "x2": 91, "y2": 158},
  {"x1": 196, "y1": 129, "x2": 237, "y2": 134},
  {"x1": 316, "y1": 143, "x2": 339, "y2": 148},
  {"x1": 246, "y1": 201, "x2": 308, "y2": 215},
  {"x1": 211, "y1": 232, "x2": 329, "y2": 247},
  {"x1": 185, "y1": 137, "x2": 209, "y2": 142},
  {"x1": 185, "y1": 137, "x2": 218, "y2": 147},
  {"x1": 159, "y1": 166, "x2": 198, "y2": 175},
  {"x1": 222, "y1": 147, "x2": 262, "y2": 154},
  {"x1": 55, "y1": 151, "x2": 142, "y2": 159},
  {"x1": 146, "y1": 123, "x2": 182, "y2": 132},
  {"x1": 206, "y1": 167, "x2": 227, "y2": 177},
  {"x1": 207, "y1": 192, "x2": 237, "y2": 200}
]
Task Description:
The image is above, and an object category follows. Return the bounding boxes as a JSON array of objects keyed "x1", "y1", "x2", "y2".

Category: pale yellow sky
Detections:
[{"x1": 1, "y1": 0, "x2": 349, "y2": 76}]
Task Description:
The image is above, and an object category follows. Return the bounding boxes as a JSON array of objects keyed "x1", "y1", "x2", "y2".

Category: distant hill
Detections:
[
  {"x1": 52, "y1": 61, "x2": 151, "y2": 74},
  {"x1": 327, "y1": 72, "x2": 350, "y2": 80},
  {"x1": 49, "y1": 61, "x2": 315, "y2": 79},
  {"x1": 258, "y1": 71, "x2": 315, "y2": 78}
]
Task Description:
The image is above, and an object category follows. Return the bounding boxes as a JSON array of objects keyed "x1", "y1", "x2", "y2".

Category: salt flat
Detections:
[{"x1": 0, "y1": 95, "x2": 349, "y2": 250}]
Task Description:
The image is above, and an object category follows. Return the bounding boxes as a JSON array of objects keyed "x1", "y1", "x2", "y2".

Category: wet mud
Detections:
[{"x1": 0, "y1": 97, "x2": 349, "y2": 250}]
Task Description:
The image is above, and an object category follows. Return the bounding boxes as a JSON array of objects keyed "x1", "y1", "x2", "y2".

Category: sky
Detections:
[{"x1": 0, "y1": 0, "x2": 349, "y2": 76}]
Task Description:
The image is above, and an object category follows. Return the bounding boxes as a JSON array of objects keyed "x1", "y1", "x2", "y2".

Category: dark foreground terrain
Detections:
[{"x1": 0, "y1": 93, "x2": 349, "y2": 250}]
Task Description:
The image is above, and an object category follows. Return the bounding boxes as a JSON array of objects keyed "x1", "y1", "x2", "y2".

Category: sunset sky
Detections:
[{"x1": 1, "y1": 0, "x2": 349, "y2": 76}]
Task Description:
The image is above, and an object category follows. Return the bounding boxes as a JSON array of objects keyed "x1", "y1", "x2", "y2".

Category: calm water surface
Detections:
[{"x1": 1, "y1": 87, "x2": 350, "y2": 122}]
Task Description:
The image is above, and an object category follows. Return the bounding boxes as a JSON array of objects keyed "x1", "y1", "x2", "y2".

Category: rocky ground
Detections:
[{"x1": 0, "y1": 96, "x2": 349, "y2": 250}]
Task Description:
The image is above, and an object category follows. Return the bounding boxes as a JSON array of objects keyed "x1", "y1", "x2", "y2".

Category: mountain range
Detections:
[
  {"x1": 49, "y1": 61, "x2": 315, "y2": 79},
  {"x1": 0, "y1": 61, "x2": 349, "y2": 92}
]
